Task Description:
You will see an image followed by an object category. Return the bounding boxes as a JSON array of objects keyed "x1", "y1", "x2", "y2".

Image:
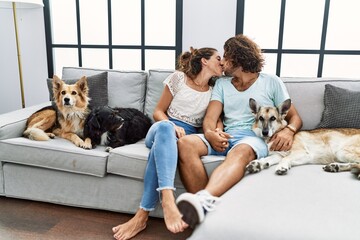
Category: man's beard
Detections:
[{"x1": 223, "y1": 67, "x2": 236, "y2": 77}]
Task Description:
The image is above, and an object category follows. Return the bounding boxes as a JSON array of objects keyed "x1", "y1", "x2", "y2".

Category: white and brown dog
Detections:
[
  {"x1": 246, "y1": 98, "x2": 360, "y2": 179},
  {"x1": 23, "y1": 75, "x2": 92, "y2": 149}
]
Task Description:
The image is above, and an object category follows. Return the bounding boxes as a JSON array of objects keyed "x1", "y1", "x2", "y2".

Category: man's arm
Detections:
[
  {"x1": 270, "y1": 103, "x2": 302, "y2": 151},
  {"x1": 203, "y1": 101, "x2": 231, "y2": 152}
]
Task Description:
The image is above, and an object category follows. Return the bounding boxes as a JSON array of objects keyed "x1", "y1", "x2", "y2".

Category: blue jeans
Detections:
[{"x1": 140, "y1": 118, "x2": 199, "y2": 211}]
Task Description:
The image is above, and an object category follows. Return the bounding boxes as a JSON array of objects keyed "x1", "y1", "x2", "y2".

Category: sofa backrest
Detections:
[
  {"x1": 283, "y1": 78, "x2": 360, "y2": 130},
  {"x1": 144, "y1": 69, "x2": 174, "y2": 122},
  {"x1": 62, "y1": 67, "x2": 147, "y2": 112}
]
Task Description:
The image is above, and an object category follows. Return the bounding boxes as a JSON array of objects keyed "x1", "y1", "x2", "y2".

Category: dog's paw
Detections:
[
  {"x1": 323, "y1": 163, "x2": 340, "y2": 172},
  {"x1": 105, "y1": 147, "x2": 113, "y2": 152},
  {"x1": 246, "y1": 160, "x2": 262, "y2": 174},
  {"x1": 275, "y1": 167, "x2": 288, "y2": 175},
  {"x1": 47, "y1": 133, "x2": 55, "y2": 139}
]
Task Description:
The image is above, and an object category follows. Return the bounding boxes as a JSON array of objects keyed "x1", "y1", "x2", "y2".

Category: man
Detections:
[{"x1": 176, "y1": 34, "x2": 303, "y2": 228}]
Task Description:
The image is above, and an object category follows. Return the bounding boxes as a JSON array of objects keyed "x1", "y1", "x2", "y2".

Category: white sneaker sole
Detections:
[{"x1": 176, "y1": 193, "x2": 205, "y2": 228}]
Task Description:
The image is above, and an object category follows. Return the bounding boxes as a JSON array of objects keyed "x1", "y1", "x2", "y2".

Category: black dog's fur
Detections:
[{"x1": 84, "y1": 106, "x2": 152, "y2": 148}]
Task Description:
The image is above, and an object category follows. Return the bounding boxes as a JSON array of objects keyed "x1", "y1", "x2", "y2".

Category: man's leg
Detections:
[
  {"x1": 176, "y1": 143, "x2": 256, "y2": 228},
  {"x1": 178, "y1": 135, "x2": 209, "y2": 193},
  {"x1": 205, "y1": 143, "x2": 255, "y2": 197}
]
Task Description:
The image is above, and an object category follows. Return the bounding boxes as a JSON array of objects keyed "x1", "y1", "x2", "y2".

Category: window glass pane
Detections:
[
  {"x1": 145, "y1": 50, "x2": 175, "y2": 70},
  {"x1": 82, "y1": 49, "x2": 109, "y2": 69},
  {"x1": 322, "y1": 55, "x2": 360, "y2": 78},
  {"x1": 244, "y1": 0, "x2": 281, "y2": 49},
  {"x1": 280, "y1": 54, "x2": 318, "y2": 77},
  {"x1": 112, "y1": 0, "x2": 141, "y2": 45},
  {"x1": 113, "y1": 49, "x2": 141, "y2": 70},
  {"x1": 262, "y1": 53, "x2": 277, "y2": 75},
  {"x1": 79, "y1": 0, "x2": 108, "y2": 45},
  {"x1": 326, "y1": 0, "x2": 360, "y2": 50},
  {"x1": 145, "y1": 0, "x2": 176, "y2": 46},
  {"x1": 53, "y1": 48, "x2": 78, "y2": 77},
  {"x1": 282, "y1": 0, "x2": 324, "y2": 49},
  {"x1": 51, "y1": 0, "x2": 77, "y2": 44}
]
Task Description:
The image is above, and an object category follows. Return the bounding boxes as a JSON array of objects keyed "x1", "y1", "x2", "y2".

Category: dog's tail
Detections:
[{"x1": 23, "y1": 127, "x2": 50, "y2": 141}]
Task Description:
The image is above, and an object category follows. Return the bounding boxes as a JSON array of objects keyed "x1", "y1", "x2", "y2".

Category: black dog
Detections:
[{"x1": 84, "y1": 106, "x2": 152, "y2": 149}]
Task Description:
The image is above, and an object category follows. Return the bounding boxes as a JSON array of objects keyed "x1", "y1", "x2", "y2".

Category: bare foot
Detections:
[
  {"x1": 112, "y1": 209, "x2": 148, "y2": 240},
  {"x1": 162, "y1": 190, "x2": 189, "y2": 233}
]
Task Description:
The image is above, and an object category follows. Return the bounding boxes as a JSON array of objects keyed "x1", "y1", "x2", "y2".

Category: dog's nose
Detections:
[
  {"x1": 64, "y1": 97, "x2": 70, "y2": 105},
  {"x1": 262, "y1": 130, "x2": 269, "y2": 137}
]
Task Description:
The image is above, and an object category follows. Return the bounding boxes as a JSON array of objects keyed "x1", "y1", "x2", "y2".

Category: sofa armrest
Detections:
[{"x1": 0, "y1": 102, "x2": 51, "y2": 140}]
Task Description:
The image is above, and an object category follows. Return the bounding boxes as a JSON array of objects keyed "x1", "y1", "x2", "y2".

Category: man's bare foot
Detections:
[
  {"x1": 112, "y1": 209, "x2": 149, "y2": 240},
  {"x1": 162, "y1": 190, "x2": 189, "y2": 233}
]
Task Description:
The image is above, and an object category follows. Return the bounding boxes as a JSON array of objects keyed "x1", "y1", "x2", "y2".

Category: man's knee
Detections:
[
  {"x1": 228, "y1": 144, "x2": 256, "y2": 164},
  {"x1": 178, "y1": 135, "x2": 200, "y2": 153},
  {"x1": 178, "y1": 135, "x2": 206, "y2": 162}
]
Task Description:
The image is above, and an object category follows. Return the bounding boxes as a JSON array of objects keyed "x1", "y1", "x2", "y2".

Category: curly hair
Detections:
[
  {"x1": 177, "y1": 47, "x2": 217, "y2": 80},
  {"x1": 223, "y1": 34, "x2": 264, "y2": 73}
]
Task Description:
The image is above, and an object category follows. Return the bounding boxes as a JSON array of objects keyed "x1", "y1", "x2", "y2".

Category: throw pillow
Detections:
[
  {"x1": 47, "y1": 71, "x2": 108, "y2": 109},
  {"x1": 317, "y1": 84, "x2": 360, "y2": 128}
]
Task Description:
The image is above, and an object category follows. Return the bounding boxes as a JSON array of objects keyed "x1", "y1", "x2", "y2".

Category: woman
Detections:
[{"x1": 112, "y1": 47, "x2": 223, "y2": 240}]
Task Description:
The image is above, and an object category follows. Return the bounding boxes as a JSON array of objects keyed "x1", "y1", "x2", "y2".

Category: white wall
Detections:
[
  {"x1": 0, "y1": 6, "x2": 48, "y2": 114},
  {"x1": 182, "y1": 0, "x2": 237, "y2": 55},
  {"x1": 0, "y1": 1, "x2": 237, "y2": 114}
]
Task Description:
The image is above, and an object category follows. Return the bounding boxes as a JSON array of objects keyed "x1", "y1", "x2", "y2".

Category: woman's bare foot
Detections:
[
  {"x1": 162, "y1": 189, "x2": 189, "y2": 233},
  {"x1": 112, "y1": 209, "x2": 149, "y2": 240}
]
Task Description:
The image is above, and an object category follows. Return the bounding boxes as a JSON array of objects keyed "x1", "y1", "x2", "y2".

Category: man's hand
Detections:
[
  {"x1": 269, "y1": 127, "x2": 295, "y2": 151},
  {"x1": 205, "y1": 128, "x2": 232, "y2": 152}
]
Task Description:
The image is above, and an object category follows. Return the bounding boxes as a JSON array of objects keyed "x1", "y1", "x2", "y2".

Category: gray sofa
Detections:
[{"x1": 0, "y1": 67, "x2": 359, "y2": 240}]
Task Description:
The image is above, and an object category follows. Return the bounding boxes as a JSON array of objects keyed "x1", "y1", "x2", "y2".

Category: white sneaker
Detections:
[{"x1": 176, "y1": 191, "x2": 220, "y2": 228}]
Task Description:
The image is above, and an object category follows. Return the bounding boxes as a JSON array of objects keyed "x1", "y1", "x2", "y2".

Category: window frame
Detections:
[
  {"x1": 43, "y1": 0, "x2": 183, "y2": 77},
  {"x1": 236, "y1": 0, "x2": 360, "y2": 77}
]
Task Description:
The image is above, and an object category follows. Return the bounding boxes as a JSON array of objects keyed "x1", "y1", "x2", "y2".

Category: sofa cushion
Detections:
[
  {"x1": 0, "y1": 162, "x2": 4, "y2": 194},
  {"x1": 283, "y1": 78, "x2": 360, "y2": 130},
  {"x1": 189, "y1": 165, "x2": 360, "y2": 240},
  {"x1": 0, "y1": 137, "x2": 109, "y2": 177},
  {"x1": 47, "y1": 71, "x2": 108, "y2": 109},
  {"x1": 317, "y1": 84, "x2": 360, "y2": 128},
  {"x1": 144, "y1": 69, "x2": 174, "y2": 122},
  {"x1": 107, "y1": 140, "x2": 225, "y2": 188},
  {"x1": 62, "y1": 67, "x2": 147, "y2": 112}
]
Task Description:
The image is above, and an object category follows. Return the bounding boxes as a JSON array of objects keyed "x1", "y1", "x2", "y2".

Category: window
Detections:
[
  {"x1": 44, "y1": 0, "x2": 183, "y2": 77},
  {"x1": 236, "y1": 0, "x2": 360, "y2": 78}
]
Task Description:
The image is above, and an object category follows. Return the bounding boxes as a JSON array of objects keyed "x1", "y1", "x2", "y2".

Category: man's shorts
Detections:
[{"x1": 195, "y1": 129, "x2": 268, "y2": 159}]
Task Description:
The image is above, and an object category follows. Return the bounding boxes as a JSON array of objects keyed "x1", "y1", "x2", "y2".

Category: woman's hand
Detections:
[
  {"x1": 205, "y1": 128, "x2": 232, "y2": 152},
  {"x1": 175, "y1": 126, "x2": 186, "y2": 139}
]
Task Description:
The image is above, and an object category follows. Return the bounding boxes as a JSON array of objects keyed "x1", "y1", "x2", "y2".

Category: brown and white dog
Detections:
[
  {"x1": 246, "y1": 98, "x2": 360, "y2": 179},
  {"x1": 23, "y1": 75, "x2": 92, "y2": 149}
]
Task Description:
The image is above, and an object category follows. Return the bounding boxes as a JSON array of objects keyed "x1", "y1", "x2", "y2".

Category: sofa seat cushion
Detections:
[
  {"x1": 107, "y1": 140, "x2": 225, "y2": 188},
  {"x1": 0, "y1": 137, "x2": 109, "y2": 177},
  {"x1": 189, "y1": 165, "x2": 360, "y2": 240}
]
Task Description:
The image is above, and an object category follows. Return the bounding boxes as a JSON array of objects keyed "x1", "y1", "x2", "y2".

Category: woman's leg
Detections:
[
  {"x1": 112, "y1": 208, "x2": 148, "y2": 240},
  {"x1": 153, "y1": 121, "x2": 196, "y2": 232},
  {"x1": 112, "y1": 122, "x2": 162, "y2": 240}
]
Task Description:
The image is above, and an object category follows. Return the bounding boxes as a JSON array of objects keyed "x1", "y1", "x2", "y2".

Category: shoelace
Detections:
[{"x1": 197, "y1": 193, "x2": 221, "y2": 212}]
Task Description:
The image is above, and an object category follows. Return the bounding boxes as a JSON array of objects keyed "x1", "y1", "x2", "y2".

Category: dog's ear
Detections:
[
  {"x1": 278, "y1": 99, "x2": 291, "y2": 119},
  {"x1": 76, "y1": 76, "x2": 89, "y2": 95},
  {"x1": 52, "y1": 75, "x2": 63, "y2": 97},
  {"x1": 249, "y1": 98, "x2": 259, "y2": 115},
  {"x1": 89, "y1": 113, "x2": 101, "y2": 129}
]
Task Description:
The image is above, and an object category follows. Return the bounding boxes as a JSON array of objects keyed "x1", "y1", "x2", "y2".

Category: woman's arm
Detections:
[{"x1": 153, "y1": 85, "x2": 173, "y2": 122}]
